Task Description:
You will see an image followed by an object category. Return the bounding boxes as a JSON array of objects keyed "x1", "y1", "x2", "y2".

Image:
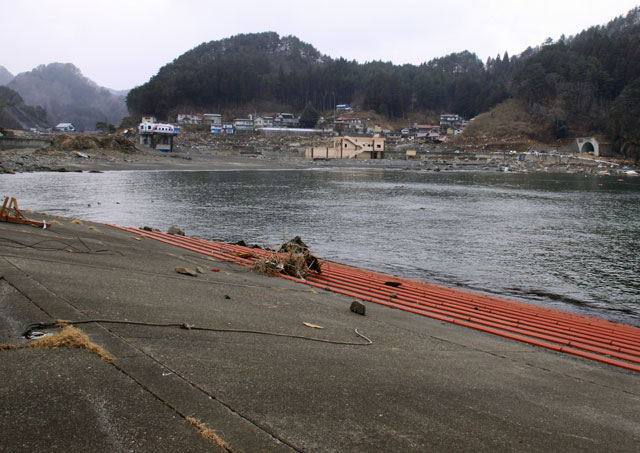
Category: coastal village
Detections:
[
  {"x1": 1, "y1": 108, "x2": 636, "y2": 176},
  {"x1": 112, "y1": 106, "x2": 637, "y2": 178},
  {"x1": 2, "y1": 6, "x2": 640, "y2": 450},
  {"x1": 153, "y1": 107, "x2": 465, "y2": 143},
  {"x1": 132, "y1": 107, "x2": 623, "y2": 164}
]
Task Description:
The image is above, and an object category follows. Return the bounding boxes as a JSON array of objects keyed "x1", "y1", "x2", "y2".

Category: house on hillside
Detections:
[
  {"x1": 233, "y1": 118, "x2": 254, "y2": 132},
  {"x1": 439, "y1": 114, "x2": 463, "y2": 132},
  {"x1": 275, "y1": 113, "x2": 298, "y2": 128},
  {"x1": 55, "y1": 123, "x2": 76, "y2": 132},
  {"x1": 412, "y1": 124, "x2": 441, "y2": 141},
  {"x1": 177, "y1": 114, "x2": 203, "y2": 125},
  {"x1": 203, "y1": 114, "x2": 222, "y2": 126},
  {"x1": 414, "y1": 124, "x2": 440, "y2": 133},
  {"x1": 337, "y1": 117, "x2": 362, "y2": 128},
  {"x1": 336, "y1": 104, "x2": 354, "y2": 112},
  {"x1": 335, "y1": 116, "x2": 366, "y2": 134},
  {"x1": 177, "y1": 113, "x2": 222, "y2": 126},
  {"x1": 252, "y1": 115, "x2": 274, "y2": 129}
]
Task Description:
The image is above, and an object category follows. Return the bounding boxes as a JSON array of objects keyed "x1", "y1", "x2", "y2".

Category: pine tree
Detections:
[{"x1": 299, "y1": 101, "x2": 320, "y2": 128}]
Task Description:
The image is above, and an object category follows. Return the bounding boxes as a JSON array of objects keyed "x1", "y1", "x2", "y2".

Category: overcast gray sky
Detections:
[{"x1": 3, "y1": 0, "x2": 638, "y2": 90}]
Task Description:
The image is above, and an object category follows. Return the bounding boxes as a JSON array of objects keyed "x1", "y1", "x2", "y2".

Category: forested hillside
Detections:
[
  {"x1": 510, "y1": 8, "x2": 640, "y2": 146},
  {"x1": 0, "y1": 86, "x2": 50, "y2": 130},
  {"x1": 8, "y1": 63, "x2": 128, "y2": 131},
  {"x1": 127, "y1": 8, "x2": 640, "y2": 148},
  {"x1": 126, "y1": 33, "x2": 498, "y2": 120}
]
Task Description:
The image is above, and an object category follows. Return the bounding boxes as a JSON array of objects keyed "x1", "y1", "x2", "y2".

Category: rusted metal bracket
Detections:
[{"x1": 0, "y1": 197, "x2": 47, "y2": 228}]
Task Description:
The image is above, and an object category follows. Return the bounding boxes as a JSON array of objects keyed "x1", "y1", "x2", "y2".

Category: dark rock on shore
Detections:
[{"x1": 167, "y1": 226, "x2": 185, "y2": 236}]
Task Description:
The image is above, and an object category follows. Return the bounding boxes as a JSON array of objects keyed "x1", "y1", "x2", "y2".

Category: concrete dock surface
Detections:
[{"x1": 1, "y1": 213, "x2": 638, "y2": 451}]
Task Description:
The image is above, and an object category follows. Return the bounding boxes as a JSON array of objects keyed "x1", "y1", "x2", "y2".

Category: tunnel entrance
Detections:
[{"x1": 580, "y1": 142, "x2": 595, "y2": 155}]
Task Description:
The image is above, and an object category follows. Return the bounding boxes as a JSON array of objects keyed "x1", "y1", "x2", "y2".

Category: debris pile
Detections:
[
  {"x1": 174, "y1": 132, "x2": 329, "y2": 158},
  {"x1": 253, "y1": 236, "x2": 322, "y2": 278},
  {"x1": 51, "y1": 134, "x2": 137, "y2": 153}
]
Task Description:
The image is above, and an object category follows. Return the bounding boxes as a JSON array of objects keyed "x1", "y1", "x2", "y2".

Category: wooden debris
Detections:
[{"x1": 175, "y1": 266, "x2": 198, "y2": 277}]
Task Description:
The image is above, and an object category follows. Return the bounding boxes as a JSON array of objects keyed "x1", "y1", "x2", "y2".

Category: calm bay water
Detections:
[{"x1": 2, "y1": 168, "x2": 639, "y2": 325}]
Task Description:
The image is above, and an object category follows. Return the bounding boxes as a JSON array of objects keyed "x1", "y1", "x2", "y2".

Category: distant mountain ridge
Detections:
[
  {"x1": 0, "y1": 66, "x2": 13, "y2": 85},
  {"x1": 8, "y1": 63, "x2": 127, "y2": 131}
]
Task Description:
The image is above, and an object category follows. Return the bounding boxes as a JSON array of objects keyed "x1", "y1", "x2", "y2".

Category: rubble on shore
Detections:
[
  {"x1": 0, "y1": 132, "x2": 637, "y2": 176},
  {"x1": 0, "y1": 134, "x2": 147, "y2": 173}
]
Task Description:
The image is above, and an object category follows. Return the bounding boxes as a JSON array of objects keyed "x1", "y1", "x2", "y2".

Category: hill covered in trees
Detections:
[
  {"x1": 126, "y1": 33, "x2": 494, "y2": 120},
  {"x1": 8, "y1": 63, "x2": 128, "y2": 131},
  {"x1": 0, "y1": 86, "x2": 50, "y2": 131},
  {"x1": 127, "y1": 7, "x2": 640, "y2": 151},
  {"x1": 509, "y1": 8, "x2": 640, "y2": 150}
]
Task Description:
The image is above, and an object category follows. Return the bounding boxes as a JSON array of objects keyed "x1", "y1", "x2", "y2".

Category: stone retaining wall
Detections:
[{"x1": 0, "y1": 137, "x2": 51, "y2": 151}]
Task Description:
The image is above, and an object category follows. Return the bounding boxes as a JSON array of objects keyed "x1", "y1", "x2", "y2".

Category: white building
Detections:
[
  {"x1": 275, "y1": 113, "x2": 298, "y2": 128},
  {"x1": 439, "y1": 114, "x2": 464, "y2": 129},
  {"x1": 138, "y1": 122, "x2": 179, "y2": 152},
  {"x1": 233, "y1": 118, "x2": 254, "y2": 132},
  {"x1": 252, "y1": 115, "x2": 274, "y2": 128},
  {"x1": 55, "y1": 123, "x2": 76, "y2": 132},
  {"x1": 177, "y1": 114, "x2": 203, "y2": 125},
  {"x1": 203, "y1": 114, "x2": 222, "y2": 126}
]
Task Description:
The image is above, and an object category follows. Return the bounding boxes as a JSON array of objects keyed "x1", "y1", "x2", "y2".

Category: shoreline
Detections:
[
  {"x1": 2, "y1": 134, "x2": 638, "y2": 175},
  {"x1": 2, "y1": 149, "x2": 636, "y2": 176},
  {"x1": 0, "y1": 146, "x2": 304, "y2": 173}
]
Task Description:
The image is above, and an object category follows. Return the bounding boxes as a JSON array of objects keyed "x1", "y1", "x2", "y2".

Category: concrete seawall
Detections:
[
  {"x1": 0, "y1": 136, "x2": 51, "y2": 151},
  {"x1": 1, "y1": 213, "x2": 639, "y2": 451}
]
